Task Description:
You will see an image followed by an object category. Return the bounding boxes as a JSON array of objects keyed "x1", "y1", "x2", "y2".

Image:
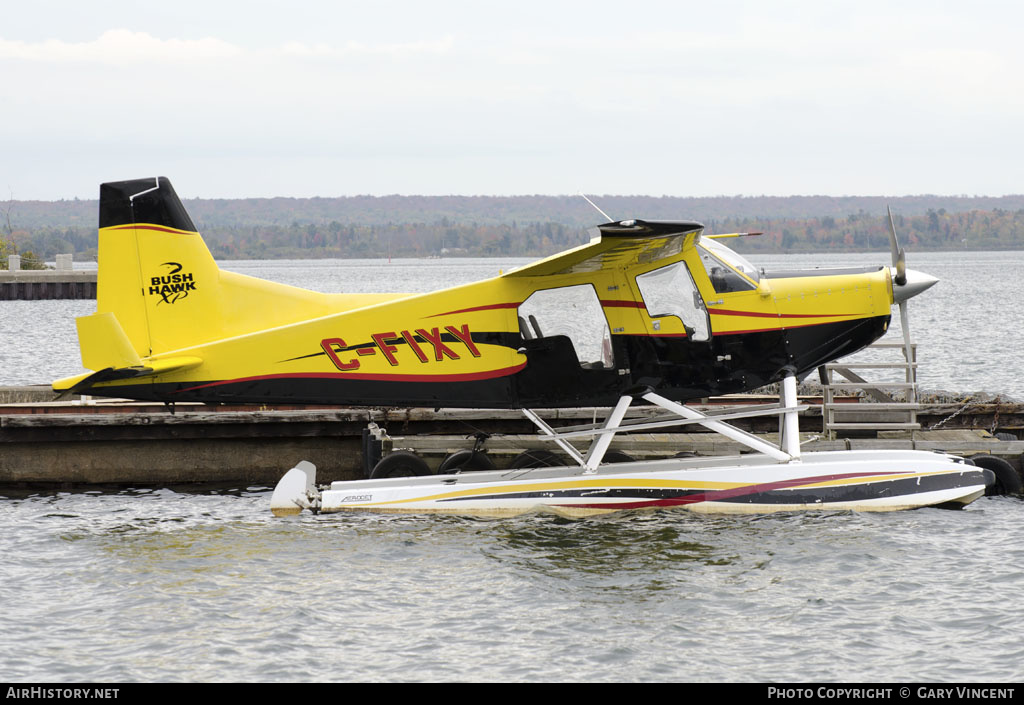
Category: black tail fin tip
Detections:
[{"x1": 99, "y1": 177, "x2": 197, "y2": 232}]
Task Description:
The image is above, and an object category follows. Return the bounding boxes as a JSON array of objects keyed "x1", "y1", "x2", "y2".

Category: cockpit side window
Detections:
[
  {"x1": 518, "y1": 284, "x2": 614, "y2": 369},
  {"x1": 698, "y1": 241, "x2": 758, "y2": 294},
  {"x1": 635, "y1": 262, "x2": 710, "y2": 342}
]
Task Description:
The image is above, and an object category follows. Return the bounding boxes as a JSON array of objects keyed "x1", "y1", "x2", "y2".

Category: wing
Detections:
[{"x1": 503, "y1": 219, "x2": 704, "y2": 277}]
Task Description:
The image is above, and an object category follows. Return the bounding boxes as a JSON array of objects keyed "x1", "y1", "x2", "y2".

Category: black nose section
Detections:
[{"x1": 981, "y1": 468, "x2": 996, "y2": 487}]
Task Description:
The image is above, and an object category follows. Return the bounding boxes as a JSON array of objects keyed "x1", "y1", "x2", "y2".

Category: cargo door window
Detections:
[
  {"x1": 518, "y1": 284, "x2": 614, "y2": 369},
  {"x1": 635, "y1": 262, "x2": 710, "y2": 342}
]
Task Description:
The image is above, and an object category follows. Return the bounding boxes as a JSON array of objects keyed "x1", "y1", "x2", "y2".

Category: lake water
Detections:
[
  {"x1": 1, "y1": 486, "x2": 1021, "y2": 682},
  {"x1": 1, "y1": 252, "x2": 1023, "y2": 683}
]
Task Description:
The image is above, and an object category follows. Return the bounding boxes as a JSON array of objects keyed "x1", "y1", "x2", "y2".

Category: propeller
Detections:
[
  {"x1": 888, "y1": 206, "x2": 937, "y2": 304},
  {"x1": 886, "y1": 206, "x2": 938, "y2": 404}
]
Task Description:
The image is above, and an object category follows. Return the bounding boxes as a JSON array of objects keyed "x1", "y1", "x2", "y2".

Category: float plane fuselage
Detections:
[{"x1": 53, "y1": 177, "x2": 935, "y2": 407}]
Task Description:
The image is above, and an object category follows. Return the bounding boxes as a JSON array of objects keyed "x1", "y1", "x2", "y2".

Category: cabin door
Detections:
[
  {"x1": 513, "y1": 284, "x2": 626, "y2": 406},
  {"x1": 517, "y1": 284, "x2": 614, "y2": 369},
  {"x1": 633, "y1": 261, "x2": 711, "y2": 341}
]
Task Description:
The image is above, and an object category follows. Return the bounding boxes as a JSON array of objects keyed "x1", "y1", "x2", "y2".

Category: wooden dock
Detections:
[{"x1": 2, "y1": 391, "x2": 1022, "y2": 487}]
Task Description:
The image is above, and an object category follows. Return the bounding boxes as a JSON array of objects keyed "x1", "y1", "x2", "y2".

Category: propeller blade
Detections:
[
  {"x1": 887, "y1": 205, "x2": 900, "y2": 267},
  {"x1": 887, "y1": 206, "x2": 908, "y2": 286}
]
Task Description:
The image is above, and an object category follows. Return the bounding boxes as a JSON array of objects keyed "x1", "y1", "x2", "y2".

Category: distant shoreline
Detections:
[
  {"x1": 6, "y1": 243, "x2": 1022, "y2": 272},
  {"x1": 4, "y1": 193, "x2": 1021, "y2": 261}
]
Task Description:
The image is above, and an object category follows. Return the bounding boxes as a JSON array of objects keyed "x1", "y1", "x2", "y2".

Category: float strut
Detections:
[
  {"x1": 641, "y1": 391, "x2": 793, "y2": 462},
  {"x1": 781, "y1": 374, "x2": 802, "y2": 461},
  {"x1": 584, "y1": 394, "x2": 633, "y2": 473}
]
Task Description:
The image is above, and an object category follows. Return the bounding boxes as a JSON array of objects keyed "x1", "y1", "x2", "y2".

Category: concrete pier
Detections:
[
  {"x1": 0, "y1": 270, "x2": 97, "y2": 300},
  {"x1": 2, "y1": 395, "x2": 1022, "y2": 487}
]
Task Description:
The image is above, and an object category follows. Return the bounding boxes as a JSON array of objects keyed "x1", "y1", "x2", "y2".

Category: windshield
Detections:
[{"x1": 697, "y1": 239, "x2": 760, "y2": 293}]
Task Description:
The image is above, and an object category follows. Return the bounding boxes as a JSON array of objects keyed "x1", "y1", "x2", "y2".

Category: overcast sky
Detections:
[{"x1": 2, "y1": 1, "x2": 1022, "y2": 200}]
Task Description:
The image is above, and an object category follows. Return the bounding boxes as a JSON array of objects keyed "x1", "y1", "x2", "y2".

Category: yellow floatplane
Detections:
[{"x1": 53, "y1": 178, "x2": 991, "y2": 517}]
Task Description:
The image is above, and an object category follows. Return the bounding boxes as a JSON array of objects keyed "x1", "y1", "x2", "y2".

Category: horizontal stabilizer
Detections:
[{"x1": 52, "y1": 355, "x2": 203, "y2": 396}]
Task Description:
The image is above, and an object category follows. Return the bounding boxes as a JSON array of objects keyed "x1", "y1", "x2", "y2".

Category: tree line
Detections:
[{"x1": 2, "y1": 195, "x2": 1023, "y2": 264}]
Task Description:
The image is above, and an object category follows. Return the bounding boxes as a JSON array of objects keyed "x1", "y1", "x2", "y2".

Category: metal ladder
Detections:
[{"x1": 821, "y1": 342, "x2": 921, "y2": 439}]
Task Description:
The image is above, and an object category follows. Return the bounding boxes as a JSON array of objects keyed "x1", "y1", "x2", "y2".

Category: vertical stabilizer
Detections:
[{"x1": 96, "y1": 177, "x2": 222, "y2": 357}]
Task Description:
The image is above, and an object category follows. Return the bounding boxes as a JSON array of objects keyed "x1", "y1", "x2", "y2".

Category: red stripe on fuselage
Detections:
[
  {"x1": 708, "y1": 308, "x2": 856, "y2": 319},
  {"x1": 428, "y1": 302, "x2": 521, "y2": 317},
  {"x1": 632, "y1": 318, "x2": 862, "y2": 338},
  {"x1": 600, "y1": 299, "x2": 646, "y2": 309},
  {"x1": 431, "y1": 300, "x2": 651, "y2": 317}
]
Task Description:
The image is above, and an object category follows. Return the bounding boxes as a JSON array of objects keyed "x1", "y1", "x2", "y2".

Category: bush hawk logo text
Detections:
[{"x1": 149, "y1": 262, "x2": 196, "y2": 305}]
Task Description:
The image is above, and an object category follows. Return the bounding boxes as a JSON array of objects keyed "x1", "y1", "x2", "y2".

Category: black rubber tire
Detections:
[
  {"x1": 970, "y1": 455, "x2": 1023, "y2": 496},
  {"x1": 370, "y1": 451, "x2": 431, "y2": 479},
  {"x1": 509, "y1": 449, "x2": 563, "y2": 469},
  {"x1": 601, "y1": 451, "x2": 635, "y2": 464},
  {"x1": 437, "y1": 449, "x2": 496, "y2": 474},
  {"x1": 674, "y1": 451, "x2": 698, "y2": 458},
  {"x1": 994, "y1": 432, "x2": 1018, "y2": 441}
]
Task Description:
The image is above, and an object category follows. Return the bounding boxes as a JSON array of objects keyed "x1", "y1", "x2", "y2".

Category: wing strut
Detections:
[{"x1": 518, "y1": 375, "x2": 806, "y2": 471}]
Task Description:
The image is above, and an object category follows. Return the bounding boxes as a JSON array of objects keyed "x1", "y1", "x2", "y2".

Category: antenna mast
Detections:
[{"x1": 578, "y1": 192, "x2": 613, "y2": 222}]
